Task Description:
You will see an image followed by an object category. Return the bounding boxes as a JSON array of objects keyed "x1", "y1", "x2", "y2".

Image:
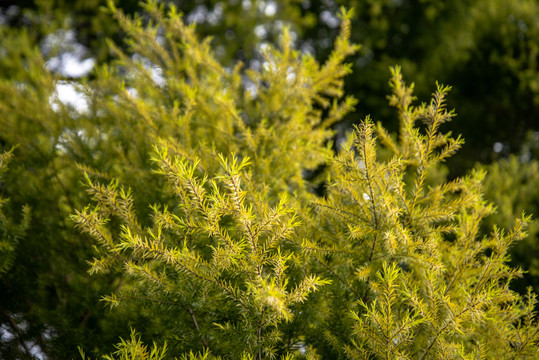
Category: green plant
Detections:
[
  {"x1": 2, "y1": 1, "x2": 539, "y2": 358},
  {"x1": 0, "y1": 151, "x2": 30, "y2": 274},
  {"x1": 72, "y1": 4, "x2": 539, "y2": 357}
]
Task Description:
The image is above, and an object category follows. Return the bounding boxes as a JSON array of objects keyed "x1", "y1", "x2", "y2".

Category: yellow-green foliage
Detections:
[
  {"x1": 72, "y1": 2, "x2": 356, "y2": 358},
  {"x1": 0, "y1": 0, "x2": 357, "y2": 356},
  {"x1": 82, "y1": 0, "x2": 357, "y2": 204},
  {"x1": 71, "y1": 3, "x2": 539, "y2": 359},
  {"x1": 74, "y1": 148, "x2": 330, "y2": 358},
  {"x1": 80, "y1": 330, "x2": 167, "y2": 360},
  {"x1": 311, "y1": 68, "x2": 536, "y2": 359}
]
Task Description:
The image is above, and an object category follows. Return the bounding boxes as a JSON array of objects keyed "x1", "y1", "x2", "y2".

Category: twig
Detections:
[
  {"x1": 188, "y1": 307, "x2": 209, "y2": 351},
  {"x1": 0, "y1": 307, "x2": 32, "y2": 358}
]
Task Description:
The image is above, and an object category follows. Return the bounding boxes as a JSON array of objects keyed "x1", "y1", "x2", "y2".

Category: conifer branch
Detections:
[
  {"x1": 313, "y1": 256, "x2": 361, "y2": 299},
  {"x1": 420, "y1": 301, "x2": 478, "y2": 360},
  {"x1": 356, "y1": 122, "x2": 380, "y2": 261}
]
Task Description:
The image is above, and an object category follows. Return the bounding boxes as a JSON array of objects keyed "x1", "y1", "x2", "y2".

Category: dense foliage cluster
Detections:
[{"x1": 1, "y1": 0, "x2": 539, "y2": 359}]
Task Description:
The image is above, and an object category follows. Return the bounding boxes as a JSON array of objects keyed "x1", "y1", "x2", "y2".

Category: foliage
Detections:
[
  {"x1": 307, "y1": 68, "x2": 537, "y2": 359},
  {"x1": 0, "y1": 20, "x2": 164, "y2": 359},
  {"x1": 0, "y1": 0, "x2": 356, "y2": 357},
  {"x1": 71, "y1": 1, "x2": 356, "y2": 357},
  {"x1": 481, "y1": 156, "x2": 539, "y2": 296},
  {"x1": 74, "y1": 4, "x2": 539, "y2": 358},
  {"x1": 1, "y1": 0, "x2": 539, "y2": 359},
  {"x1": 4, "y1": 0, "x2": 538, "y2": 172},
  {"x1": 80, "y1": 330, "x2": 168, "y2": 360},
  {"x1": 73, "y1": 150, "x2": 329, "y2": 358},
  {"x1": 303, "y1": 0, "x2": 539, "y2": 174},
  {"x1": 0, "y1": 151, "x2": 30, "y2": 274}
]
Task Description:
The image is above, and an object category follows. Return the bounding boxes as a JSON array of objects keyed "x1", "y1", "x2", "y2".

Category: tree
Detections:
[
  {"x1": 3, "y1": 0, "x2": 538, "y2": 172},
  {"x1": 298, "y1": 0, "x2": 539, "y2": 174},
  {"x1": 0, "y1": 19, "x2": 159, "y2": 359},
  {"x1": 1, "y1": 0, "x2": 538, "y2": 358},
  {"x1": 1, "y1": 0, "x2": 355, "y2": 357},
  {"x1": 71, "y1": 3, "x2": 539, "y2": 358}
]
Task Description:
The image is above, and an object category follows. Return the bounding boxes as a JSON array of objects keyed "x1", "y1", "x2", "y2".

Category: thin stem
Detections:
[
  {"x1": 188, "y1": 307, "x2": 209, "y2": 351},
  {"x1": 420, "y1": 304, "x2": 475, "y2": 360},
  {"x1": 118, "y1": 295, "x2": 210, "y2": 351},
  {"x1": 360, "y1": 133, "x2": 379, "y2": 262},
  {"x1": 314, "y1": 257, "x2": 362, "y2": 299},
  {"x1": 0, "y1": 307, "x2": 32, "y2": 358},
  {"x1": 257, "y1": 308, "x2": 265, "y2": 360}
]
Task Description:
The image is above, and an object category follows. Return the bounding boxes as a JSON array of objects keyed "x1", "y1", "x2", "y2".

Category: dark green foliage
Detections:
[
  {"x1": 304, "y1": 0, "x2": 539, "y2": 174},
  {"x1": 4, "y1": 0, "x2": 538, "y2": 171},
  {"x1": 482, "y1": 156, "x2": 539, "y2": 295},
  {"x1": 0, "y1": 151, "x2": 30, "y2": 274},
  {"x1": 0, "y1": 13, "x2": 164, "y2": 359}
]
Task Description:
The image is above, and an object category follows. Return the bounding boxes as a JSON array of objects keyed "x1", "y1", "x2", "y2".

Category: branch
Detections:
[
  {"x1": 188, "y1": 307, "x2": 209, "y2": 351},
  {"x1": 0, "y1": 307, "x2": 33, "y2": 358}
]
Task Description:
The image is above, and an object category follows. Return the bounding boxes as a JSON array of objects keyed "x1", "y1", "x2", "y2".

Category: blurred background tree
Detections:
[{"x1": 2, "y1": 0, "x2": 537, "y2": 170}]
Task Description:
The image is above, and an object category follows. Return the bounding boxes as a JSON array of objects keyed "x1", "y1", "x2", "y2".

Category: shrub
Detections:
[
  {"x1": 2, "y1": 1, "x2": 538, "y2": 358},
  {"x1": 74, "y1": 2, "x2": 539, "y2": 358}
]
